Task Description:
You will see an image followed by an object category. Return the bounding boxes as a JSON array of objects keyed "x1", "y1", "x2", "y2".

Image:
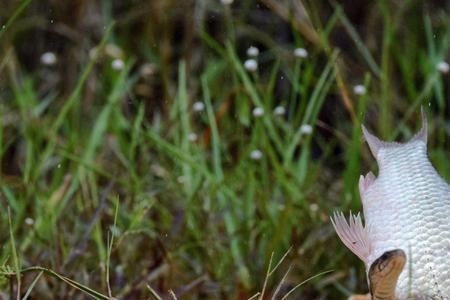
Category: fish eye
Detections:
[{"x1": 380, "y1": 252, "x2": 389, "y2": 261}]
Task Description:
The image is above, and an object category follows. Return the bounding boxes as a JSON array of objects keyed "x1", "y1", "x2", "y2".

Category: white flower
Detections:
[
  {"x1": 273, "y1": 106, "x2": 286, "y2": 116},
  {"x1": 140, "y1": 63, "x2": 156, "y2": 77},
  {"x1": 437, "y1": 61, "x2": 450, "y2": 74},
  {"x1": 250, "y1": 150, "x2": 263, "y2": 160},
  {"x1": 300, "y1": 124, "x2": 313, "y2": 135},
  {"x1": 252, "y1": 107, "x2": 264, "y2": 117},
  {"x1": 246, "y1": 46, "x2": 259, "y2": 57},
  {"x1": 353, "y1": 84, "x2": 366, "y2": 95},
  {"x1": 89, "y1": 47, "x2": 99, "y2": 59},
  {"x1": 244, "y1": 59, "x2": 258, "y2": 72},
  {"x1": 40, "y1": 52, "x2": 57, "y2": 65},
  {"x1": 187, "y1": 132, "x2": 198, "y2": 142},
  {"x1": 294, "y1": 48, "x2": 308, "y2": 58},
  {"x1": 221, "y1": 0, "x2": 233, "y2": 4},
  {"x1": 25, "y1": 217, "x2": 34, "y2": 226},
  {"x1": 111, "y1": 58, "x2": 125, "y2": 70},
  {"x1": 309, "y1": 203, "x2": 319, "y2": 212},
  {"x1": 192, "y1": 101, "x2": 205, "y2": 112},
  {"x1": 105, "y1": 44, "x2": 123, "y2": 59},
  {"x1": 151, "y1": 164, "x2": 167, "y2": 177}
]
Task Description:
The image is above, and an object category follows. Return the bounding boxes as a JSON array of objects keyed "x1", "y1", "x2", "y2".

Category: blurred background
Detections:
[{"x1": 0, "y1": 0, "x2": 449, "y2": 299}]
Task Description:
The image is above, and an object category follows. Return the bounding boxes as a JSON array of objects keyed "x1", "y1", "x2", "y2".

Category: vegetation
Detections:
[{"x1": 0, "y1": 0, "x2": 449, "y2": 298}]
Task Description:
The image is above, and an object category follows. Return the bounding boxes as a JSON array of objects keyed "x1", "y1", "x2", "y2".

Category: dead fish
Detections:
[{"x1": 332, "y1": 109, "x2": 450, "y2": 299}]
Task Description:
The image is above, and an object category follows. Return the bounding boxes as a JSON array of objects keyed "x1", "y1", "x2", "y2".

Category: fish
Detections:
[{"x1": 331, "y1": 109, "x2": 450, "y2": 299}]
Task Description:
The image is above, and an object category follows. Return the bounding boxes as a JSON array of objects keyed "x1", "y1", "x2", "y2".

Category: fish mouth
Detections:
[{"x1": 369, "y1": 249, "x2": 406, "y2": 300}]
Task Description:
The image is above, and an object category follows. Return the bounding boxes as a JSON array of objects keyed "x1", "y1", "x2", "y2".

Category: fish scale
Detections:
[
  {"x1": 332, "y1": 110, "x2": 450, "y2": 299},
  {"x1": 365, "y1": 141, "x2": 450, "y2": 298}
]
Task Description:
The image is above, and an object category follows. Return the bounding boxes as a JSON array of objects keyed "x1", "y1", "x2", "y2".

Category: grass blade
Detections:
[
  {"x1": 146, "y1": 285, "x2": 163, "y2": 300},
  {"x1": 202, "y1": 76, "x2": 223, "y2": 180},
  {"x1": 21, "y1": 271, "x2": 43, "y2": 300},
  {"x1": 280, "y1": 270, "x2": 334, "y2": 300},
  {"x1": 34, "y1": 22, "x2": 115, "y2": 179},
  {"x1": 0, "y1": 0, "x2": 32, "y2": 40},
  {"x1": 225, "y1": 42, "x2": 283, "y2": 153},
  {"x1": 9, "y1": 207, "x2": 21, "y2": 300}
]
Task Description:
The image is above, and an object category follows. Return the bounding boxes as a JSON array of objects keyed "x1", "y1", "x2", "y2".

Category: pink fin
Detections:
[
  {"x1": 358, "y1": 171, "x2": 376, "y2": 199},
  {"x1": 331, "y1": 212, "x2": 371, "y2": 264},
  {"x1": 410, "y1": 106, "x2": 427, "y2": 144}
]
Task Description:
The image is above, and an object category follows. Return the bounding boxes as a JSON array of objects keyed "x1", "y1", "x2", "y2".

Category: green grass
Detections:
[{"x1": 0, "y1": 0, "x2": 449, "y2": 299}]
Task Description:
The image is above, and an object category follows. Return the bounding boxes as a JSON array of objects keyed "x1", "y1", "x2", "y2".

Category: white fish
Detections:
[{"x1": 332, "y1": 109, "x2": 450, "y2": 299}]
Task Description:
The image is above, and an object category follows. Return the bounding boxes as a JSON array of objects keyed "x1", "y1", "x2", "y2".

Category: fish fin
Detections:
[
  {"x1": 331, "y1": 212, "x2": 371, "y2": 265},
  {"x1": 359, "y1": 172, "x2": 376, "y2": 200},
  {"x1": 410, "y1": 106, "x2": 427, "y2": 144},
  {"x1": 363, "y1": 108, "x2": 428, "y2": 156},
  {"x1": 361, "y1": 125, "x2": 400, "y2": 158},
  {"x1": 361, "y1": 125, "x2": 384, "y2": 158}
]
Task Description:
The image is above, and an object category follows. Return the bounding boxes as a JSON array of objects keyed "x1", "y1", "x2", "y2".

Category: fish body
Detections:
[{"x1": 332, "y1": 111, "x2": 450, "y2": 299}]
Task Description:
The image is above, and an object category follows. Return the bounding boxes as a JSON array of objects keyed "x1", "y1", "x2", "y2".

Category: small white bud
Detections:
[
  {"x1": 246, "y1": 46, "x2": 259, "y2": 57},
  {"x1": 221, "y1": 0, "x2": 233, "y2": 4},
  {"x1": 40, "y1": 52, "x2": 57, "y2": 65},
  {"x1": 89, "y1": 47, "x2": 99, "y2": 59},
  {"x1": 252, "y1": 107, "x2": 264, "y2": 117},
  {"x1": 25, "y1": 217, "x2": 34, "y2": 226},
  {"x1": 140, "y1": 63, "x2": 157, "y2": 77},
  {"x1": 294, "y1": 48, "x2": 308, "y2": 58},
  {"x1": 273, "y1": 106, "x2": 286, "y2": 116},
  {"x1": 309, "y1": 203, "x2": 319, "y2": 212},
  {"x1": 244, "y1": 59, "x2": 258, "y2": 72},
  {"x1": 105, "y1": 44, "x2": 123, "y2": 59},
  {"x1": 300, "y1": 124, "x2": 313, "y2": 135},
  {"x1": 192, "y1": 101, "x2": 205, "y2": 112},
  {"x1": 151, "y1": 164, "x2": 166, "y2": 177},
  {"x1": 187, "y1": 132, "x2": 198, "y2": 142},
  {"x1": 250, "y1": 150, "x2": 263, "y2": 160},
  {"x1": 353, "y1": 84, "x2": 366, "y2": 95},
  {"x1": 437, "y1": 61, "x2": 450, "y2": 74},
  {"x1": 111, "y1": 58, "x2": 124, "y2": 71}
]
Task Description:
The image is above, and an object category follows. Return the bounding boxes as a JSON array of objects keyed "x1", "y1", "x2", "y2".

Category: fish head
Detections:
[{"x1": 368, "y1": 249, "x2": 406, "y2": 299}]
